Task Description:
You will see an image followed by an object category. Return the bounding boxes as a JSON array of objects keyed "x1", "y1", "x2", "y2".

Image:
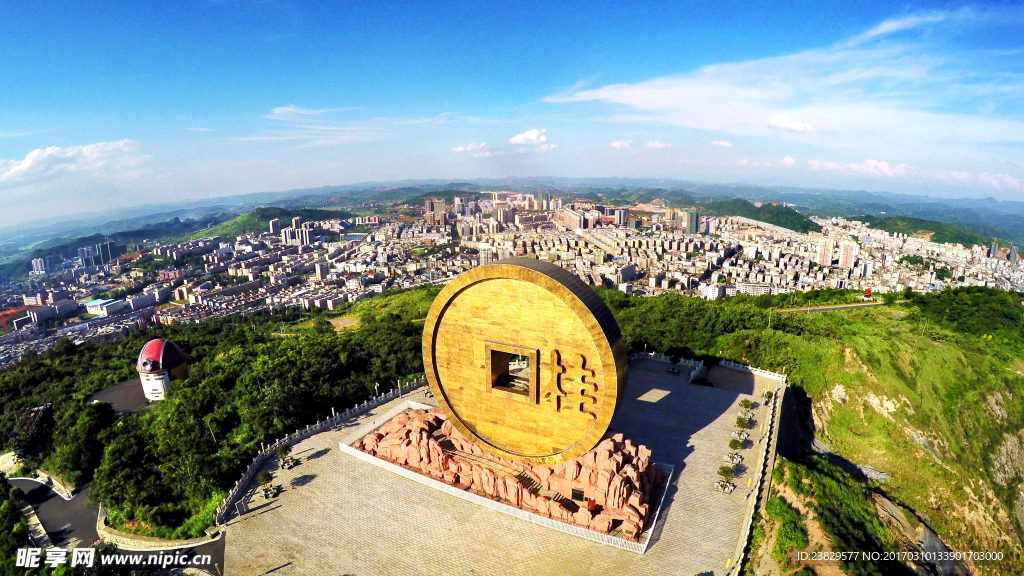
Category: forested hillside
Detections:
[
  {"x1": 701, "y1": 199, "x2": 822, "y2": 233},
  {"x1": 0, "y1": 215, "x2": 229, "y2": 281},
  {"x1": 858, "y1": 215, "x2": 993, "y2": 246},
  {"x1": 187, "y1": 207, "x2": 353, "y2": 240},
  {"x1": 0, "y1": 286, "x2": 1021, "y2": 573}
]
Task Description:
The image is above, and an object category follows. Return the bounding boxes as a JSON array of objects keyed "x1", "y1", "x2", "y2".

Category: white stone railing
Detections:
[
  {"x1": 718, "y1": 359, "x2": 788, "y2": 383},
  {"x1": 215, "y1": 377, "x2": 426, "y2": 525},
  {"x1": 730, "y1": 381, "x2": 785, "y2": 574},
  {"x1": 628, "y1": 351, "x2": 704, "y2": 369}
]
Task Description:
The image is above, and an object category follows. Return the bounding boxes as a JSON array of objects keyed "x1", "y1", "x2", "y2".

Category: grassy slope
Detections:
[
  {"x1": 270, "y1": 286, "x2": 442, "y2": 335},
  {"x1": 597, "y1": 286, "x2": 1021, "y2": 573},
  {"x1": 858, "y1": 215, "x2": 992, "y2": 246},
  {"x1": 723, "y1": 306, "x2": 1024, "y2": 574},
  {"x1": 188, "y1": 207, "x2": 352, "y2": 240},
  {"x1": 702, "y1": 199, "x2": 822, "y2": 234}
]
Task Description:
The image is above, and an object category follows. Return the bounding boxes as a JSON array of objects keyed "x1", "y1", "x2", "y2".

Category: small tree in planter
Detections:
[
  {"x1": 277, "y1": 444, "x2": 292, "y2": 468},
  {"x1": 735, "y1": 416, "x2": 750, "y2": 428},
  {"x1": 729, "y1": 439, "x2": 742, "y2": 450},
  {"x1": 739, "y1": 399, "x2": 753, "y2": 410},
  {"x1": 257, "y1": 471, "x2": 273, "y2": 497},
  {"x1": 717, "y1": 465, "x2": 735, "y2": 482}
]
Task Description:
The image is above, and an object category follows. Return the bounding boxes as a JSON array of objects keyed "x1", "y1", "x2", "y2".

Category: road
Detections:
[
  {"x1": 11, "y1": 479, "x2": 225, "y2": 574},
  {"x1": 778, "y1": 302, "x2": 883, "y2": 314},
  {"x1": 10, "y1": 480, "x2": 99, "y2": 548}
]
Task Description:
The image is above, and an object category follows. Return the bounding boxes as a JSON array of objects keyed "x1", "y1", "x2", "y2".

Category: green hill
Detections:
[
  {"x1": 701, "y1": 199, "x2": 822, "y2": 233},
  {"x1": 190, "y1": 207, "x2": 353, "y2": 240},
  {"x1": 858, "y1": 215, "x2": 993, "y2": 246},
  {"x1": 597, "y1": 286, "x2": 1023, "y2": 574},
  {"x1": 0, "y1": 215, "x2": 230, "y2": 281}
]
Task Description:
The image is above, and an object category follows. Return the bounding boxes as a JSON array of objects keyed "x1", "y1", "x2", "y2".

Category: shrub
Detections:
[
  {"x1": 256, "y1": 471, "x2": 273, "y2": 486},
  {"x1": 766, "y1": 496, "x2": 808, "y2": 562},
  {"x1": 735, "y1": 416, "x2": 749, "y2": 428},
  {"x1": 729, "y1": 439, "x2": 742, "y2": 450},
  {"x1": 718, "y1": 465, "x2": 736, "y2": 481},
  {"x1": 277, "y1": 444, "x2": 292, "y2": 459},
  {"x1": 739, "y1": 399, "x2": 752, "y2": 409}
]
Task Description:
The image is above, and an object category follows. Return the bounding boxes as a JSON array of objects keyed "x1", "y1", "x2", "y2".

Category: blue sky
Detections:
[{"x1": 1, "y1": 1, "x2": 1023, "y2": 224}]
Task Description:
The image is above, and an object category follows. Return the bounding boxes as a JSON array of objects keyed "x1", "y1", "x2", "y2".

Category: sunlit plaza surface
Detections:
[{"x1": 225, "y1": 359, "x2": 771, "y2": 575}]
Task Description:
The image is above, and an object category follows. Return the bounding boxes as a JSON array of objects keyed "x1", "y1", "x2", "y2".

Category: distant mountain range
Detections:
[{"x1": 3, "y1": 178, "x2": 1022, "y2": 277}]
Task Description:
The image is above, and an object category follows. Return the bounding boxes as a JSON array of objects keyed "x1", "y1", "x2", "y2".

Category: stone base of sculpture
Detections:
[{"x1": 353, "y1": 408, "x2": 664, "y2": 542}]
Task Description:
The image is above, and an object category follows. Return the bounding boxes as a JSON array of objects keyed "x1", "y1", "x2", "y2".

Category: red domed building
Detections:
[{"x1": 137, "y1": 338, "x2": 188, "y2": 401}]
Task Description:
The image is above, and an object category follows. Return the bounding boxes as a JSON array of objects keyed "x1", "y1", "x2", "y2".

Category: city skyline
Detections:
[{"x1": 2, "y1": 2, "x2": 1023, "y2": 225}]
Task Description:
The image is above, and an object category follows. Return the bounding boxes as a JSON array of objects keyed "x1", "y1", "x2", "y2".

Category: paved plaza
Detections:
[{"x1": 225, "y1": 360, "x2": 771, "y2": 575}]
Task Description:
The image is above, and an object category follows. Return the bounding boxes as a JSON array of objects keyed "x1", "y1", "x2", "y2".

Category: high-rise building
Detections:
[
  {"x1": 77, "y1": 246, "x2": 95, "y2": 267},
  {"x1": 816, "y1": 239, "x2": 835, "y2": 266},
  {"x1": 861, "y1": 261, "x2": 873, "y2": 278},
  {"x1": 269, "y1": 218, "x2": 281, "y2": 234},
  {"x1": 838, "y1": 240, "x2": 858, "y2": 269},
  {"x1": 685, "y1": 210, "x2": 700, "y2": 235},
  {"x1": 94, "y1": 241, "x2": 113, "y2": 265},
  {"x1": 31, "y1": 258, "x2": 47, "y2": 273},
  {"x1": 292, "y1": 216, "x2": 304, "y2": 229},
  {"x1": 433, "y1": 199, "x2": 445, "y2": 226},
  {"x1": 281, "y1": 227, "x2": 312, "y2": 246},
  {"x1": 315, "y1": 262, "x2": 328, "y2": 281},
  {"x1": 1011, "y1": 244, "x2": 1019, "y2": 262},
  {"x1": 614, "y1": 208, "x2": 629, "y2": 226}
]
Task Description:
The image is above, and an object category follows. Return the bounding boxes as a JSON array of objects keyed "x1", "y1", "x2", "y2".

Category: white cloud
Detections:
[
  {"x1": 262, "y1": 105, "x2": 358, "y2": 122},
  {"x1": 978, "y1": 172, "x2": 1022, "y2": 191},
  {"x1": 242, "y1": 106, "x2": 452, "y2": 147},
  {"x1": 185, "y1": 127, "x2": 216, "y2": 132},
  {"x1": 610, "y1": 140, "x2": 634, "y2": 149},
  {"x1": 847, "y1": 159, "x2": 907, "y2": 177},
  {"x1": 452, "y1": 142, "x2": 488, "y2": 152},
  {"x1": 936, "y1": 171, "x2": 973, "y2": 184},
  {"x1": 643, "y1": 141, "x2": 671, "y2": 149},
  {"x1": 780, "y1": 156, "x2": 796, "y2": 168},
  {"x1": 768, "y1": 114, "x2": 814, "y2": 133},
  {"x1": 808, "y1": 158, "x2": 907, "y2": 177},
  {"x1": 710, "y1": 140, "x2": 732, "y2": 148},
  {"x1": 0, "y1": 140, "x2": 145, "y2": 188},
  {"x1": 736, "y1": 158, "x2": 749, "y2": 166},
  {"x1": 537, "y1": 143, "x2": 559, "y2": 153},
  {"x1": 541, "y1": 8, "x2": 1024, "y2": 186},
  {"x1": 509, "y1": 128, "x2": 548, "y2": 145},
  {"x1": 840, "y1": 11, "x2": 953, "y2": 48}
]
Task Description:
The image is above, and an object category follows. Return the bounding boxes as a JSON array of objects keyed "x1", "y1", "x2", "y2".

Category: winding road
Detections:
[{"x1": 10, "y1": 479, "x2": 225, "y2": 574}]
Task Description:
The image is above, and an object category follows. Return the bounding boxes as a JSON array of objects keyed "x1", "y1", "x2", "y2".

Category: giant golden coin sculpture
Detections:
[{"x1": 423, "y1": 259, "x2": 628, "y2": 464}]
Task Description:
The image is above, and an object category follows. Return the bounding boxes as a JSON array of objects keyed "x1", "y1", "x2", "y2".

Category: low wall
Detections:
[
  {"x1": 96, "y1": 505, "x2": 219, "y2": 551},
  {"x1": 215, "y1": 377, "x2": 427, "y2": 524}
]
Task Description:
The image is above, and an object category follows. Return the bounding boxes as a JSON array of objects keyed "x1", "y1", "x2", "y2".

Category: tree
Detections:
[
  {"x1": 718, "y1": 465, "x2": 735, "y2": 481},
  {"x1": 739, "y1": 399, "x2": 752, "y2": 410},
  {"x1": 311, "y1": 317, "x2": 334, "y2": 336},
  {"x1": 11, "y1": 404, "x2": 54, "y2": 465},
  {"x1": 91, "y1": 419, "x2": 159, "y2": 510},
  {"x1": 735, "y1": 416, "x2": 749, "y2": 428},
  {"x1": 256, "y1": 471, "x2": 273, "y2": 487},
  {"x1": 49, "y1": 402, "x2": 118, "y2": 486},
  {"x1": 729, "y1": 439, "x2": 742, "y2": 450}
]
